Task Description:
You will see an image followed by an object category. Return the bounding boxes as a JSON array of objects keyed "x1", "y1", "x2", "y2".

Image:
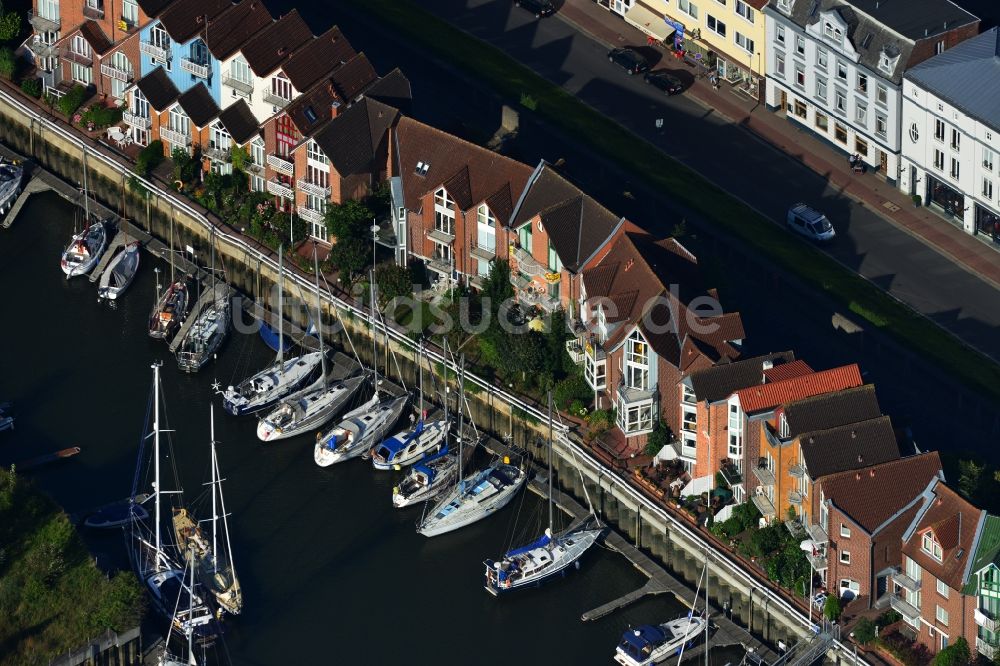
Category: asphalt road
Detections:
[{"x1": 395, "y1": 0, "x2": 1000, "y2": 364}]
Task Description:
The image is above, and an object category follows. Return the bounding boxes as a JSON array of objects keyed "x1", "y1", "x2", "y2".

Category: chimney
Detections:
[
  {"x1": 856, "y1": 472, "x2": 861, "y2": 481},
  {"x1": 856, "y1": 454, "x2": 863, "y2": 464},
  {"x1": 851, "y1": 430, "x2": 857, "y2": 439},
  {"x1": 870, "y1": 469, "x2": 875, "y2": 477},
  {"x1": 763, "y1": 359, "x2": 774, "y2": 371}
]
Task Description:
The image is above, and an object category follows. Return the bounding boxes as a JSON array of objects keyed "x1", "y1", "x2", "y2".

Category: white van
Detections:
[{"x1": 786, "y1": 204, "x2": 836, "y2": 242}]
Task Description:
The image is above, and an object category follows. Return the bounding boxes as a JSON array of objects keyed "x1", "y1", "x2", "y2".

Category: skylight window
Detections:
[
  {"x1": 304, "y1": 106, "x2": 317, "y2": 123},
  {"x1": 415, "y1": 161, "x2": 430, "y2": 176}
]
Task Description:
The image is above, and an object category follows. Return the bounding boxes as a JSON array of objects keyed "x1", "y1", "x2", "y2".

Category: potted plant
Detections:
[{"x1": 912, "y1": 194, "x2": 922, "y2": 207}]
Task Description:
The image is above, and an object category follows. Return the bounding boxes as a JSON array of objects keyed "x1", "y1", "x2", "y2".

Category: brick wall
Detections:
[
  {"x1": 914, "y1": 569, "x2": 977, "y2": 655},
  {"x1": 907, "y1": 23, "x2": 980, "y2": 69}
]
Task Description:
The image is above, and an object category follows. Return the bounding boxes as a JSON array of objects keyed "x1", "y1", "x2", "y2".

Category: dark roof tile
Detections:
[
  {"x1": 158, "y1": 0, "x2": 232, "y2": 44},
  {"x1": 79, "y1": 20, "x2": 113, "y2": 55},
  {"x1": 217, "y1": 99, "x2": 259, "y2": 144},
  {"x1": 205, "y1": 0, "x2": 272, "y2": 61},
  {"x1": 799, "y1": 416, "x2": 900, "y2": 479},
  {"x1": 687, "y1": 352, "x2": 797, "y2": 403},
  {"x1": 138, "y1": 0, "x2": 175, "y2": 18},
  {"x1": 780, "y1": 385, "x2": 882, "y2": 439},
  {"x1": 241, "y1": 10, "x2": 312, "y2": 77},
  {"x1": 311, "y1": 98, "x2": 398, "y2": 176},
  {"x1": 364, "y1": 68, "x2": 412, "y2": 114},
  {"x1": 281, "y1": 26, "x2": 356, "y2": 92},
  {"x1": 136, "y1": 66, "x2": 181, "y2": 112},
  {"x1": 176, "y1": 83, "x2": 219, "y2": 128}
]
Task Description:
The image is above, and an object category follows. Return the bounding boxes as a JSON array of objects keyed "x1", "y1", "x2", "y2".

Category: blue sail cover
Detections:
[
  {"x1": 379, "y1": 421, "x2": 425, "y2": 459},
  {"x1": 259, "y1": 322, "x2": 292, "y2": 352},
  {"x1": 417, "y1": 443, "x2": 449, "y2": 465},
  {"x1": 412, "y1": 463, "x2": 435, "y2": 482},
  {"x1": 504, "y1": 532, "x2": 551, "y2": 558}
]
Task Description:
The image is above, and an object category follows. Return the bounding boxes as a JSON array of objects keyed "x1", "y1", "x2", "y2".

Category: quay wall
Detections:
[{"x1": 0, "y1": 87, "x2": 857, "y2": 665}]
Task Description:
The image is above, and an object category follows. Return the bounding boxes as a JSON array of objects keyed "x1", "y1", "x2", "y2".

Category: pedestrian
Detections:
[{"x1": 647, "y1": 35, "x2": 656, "y2": 47}]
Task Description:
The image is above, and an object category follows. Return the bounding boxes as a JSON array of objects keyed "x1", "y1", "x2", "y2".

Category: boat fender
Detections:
[
  {"x1": 316, "y1": 432, "x2": 323, "y2": 441},
  {"x1": 393, "y1": 464, "x2": 401, "y2": 471},
  {"x1": 392, "y1": 486, "x2": 399, "y2": 495}
]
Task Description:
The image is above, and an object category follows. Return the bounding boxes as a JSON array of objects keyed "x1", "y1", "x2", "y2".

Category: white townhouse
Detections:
[
  {"x1": 764, "y1": 0, "x2": 978, "y2": 183},
  {"x1": 900, "y1": 27, "x2": 1000, "y2": 244}
]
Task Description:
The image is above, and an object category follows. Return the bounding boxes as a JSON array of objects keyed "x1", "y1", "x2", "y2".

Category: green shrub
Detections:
[
  {"x1": 749, "y1": 524, "x2": 784, "y2": 557},
  {"x1": 81, "y1": 103, "x2": 123, "y2": 129},
  {"x1": 20, "y1": 77, "x2": 41, "y2": 98},
  {"x1": 853, "y1": 617, "x2": 877, "y2": 645},
  {"x1": 56, "y1": 84, "x2": 87, "y2": 117},
  {"x1": 135, "y1": 140, "x2": 164, "y2": 177},
  {"x1": 0, "y1": 47, "x2": 15, "y2": 80},
  {"x1": 912, "y1": 194, "x2": 922, "y2": 207},
  {"x1": 519, "y1": 92, "x2": 538, "y2": 110},
  {"x1": 930, "y1": 637, "x2": 969, "y2": 666},
  {"x1": 552, "y1": 373, "x2": 590, "y2": 409},
  {"x1": 823, "y1": 594, "x2": 842, "y2": 621}
]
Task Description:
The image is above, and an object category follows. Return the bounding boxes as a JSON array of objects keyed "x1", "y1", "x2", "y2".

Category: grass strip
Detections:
[{"x1": 345, "y1": 0, "x2": 1000, "y2": 403}]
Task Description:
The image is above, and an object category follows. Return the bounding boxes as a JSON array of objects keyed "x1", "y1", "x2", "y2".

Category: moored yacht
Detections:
[
  {"x1": 176, "y1": 296, "x2": 230, "y2": 373},
  {"x1": 61, "y1": 219, "x2": 109, "y2": 278},
  {"x1": 0, "y1": 158, "x2": 23, "y2": 213},
  {"x1": 613, "y1": 616, "x2": 706, "y2": 666},
  {"x1": 148, "y1": 280, "x2": 188, "y2": 341},
  {"x1": 97, "y1": 241, "x2": 141, "y2": 300},
  {"x1": 256, "y1": 374, "x2": 365, "y2": 442},
  {"x1": 416, "y1": 463, "x2": 526, "y2": 537},
  {"x1": 314, "y1": 393, "x2": 409, "y2": 467},
  {"x1": 370, "y1": 418, "x2": 449, "y2": 470},
  {"x1": 392, "y1": 447, "x2": 457, "y2": 508}
]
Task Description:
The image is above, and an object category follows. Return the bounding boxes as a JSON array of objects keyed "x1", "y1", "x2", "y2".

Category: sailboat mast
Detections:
[
  {"x1": 442, "y1": 338, "x2": 448, "y2": 427},
  {"x1": 82, "y1": 152, "x2": 91, "y2": 222},
  {"x1": 277, "y1": 245, "x2": 285, "y2": 369},
  {"x1": 457, "y1": 354, "x2": 464, "y2": 481},
  {"x1": 210, "y1": 405, "x2": 218, "y2": 574},
  {"x1": 547, "y1": 391, "x2": 553, "y2": 535},
  {"x1": 418, "y1": 338, "x2": 424, "y2": 417},
  {"x1": 370, "y1": 269, "x2": 376, "y2": 379},
  {"x1": 153, "y1": 363, "x2": 162, "y2": 568},
  {"x1": 314, "y1": 245, "x2": 326, "y2": 383}
]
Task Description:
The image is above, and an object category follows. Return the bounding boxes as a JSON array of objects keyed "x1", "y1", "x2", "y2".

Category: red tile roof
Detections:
[
  {"x1": 736, "y1": 364, "x2": 863, "y2": 414},
  {"x1": 763, "y1": 360, "x2": 813, "y2": 383},
  {"x1": 902, "y1": 479, "x2": 983, "y2": 591}
]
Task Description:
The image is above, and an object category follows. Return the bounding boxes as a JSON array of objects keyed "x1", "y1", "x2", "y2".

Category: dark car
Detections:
[
  {"x1": 643, "y1": 70, "x2": 684, "y2": 95},
  {"x1": 514, "y1": 0, "x2": 555, "y2": 17},
  {"x1": 607, "y1": 48, "x2": 649, "y2": 75}
]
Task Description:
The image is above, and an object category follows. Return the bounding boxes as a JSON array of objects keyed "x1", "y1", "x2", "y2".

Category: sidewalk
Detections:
[{"x1": 555, "y1": 0, "x2": 1000, "y2": 290}]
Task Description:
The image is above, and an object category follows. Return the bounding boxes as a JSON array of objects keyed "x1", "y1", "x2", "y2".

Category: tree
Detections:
[
  {"x1": 645, "y1": 419, "x2": 671, "y2": 457},
  {"x1": 480, "y1": 259, "x2": 514, "y2": 316},
  {"x1": 823, "y1": 594, "x2": 842, "y2": 622},
  {"x1": 931, "y1": 637, "x2": 970, "y2": 666},
  {"x1": 325, "y1": 199, "x2": 372, "y2": 242},
  {"x1": 374, "y1": 262, "x2": 413, "y2": 307},
  {"x1": 543, "y1": 309, "x2": 571, "y2": 378},
  {"x1": 958, "y1": 459, "x2": 983, "y2": 499},
  {"x1": 0, "y1": 9, "x2": 20, "y2": 42},
  {"x1": 852, "y1": 617, "x2": 876, "y2": 645},
  {"x1": 0, "y1": 46, "x2": 15, "y2": 79},
  {"x1": 329, "y1": 235, "x2": 367, "y2": 284},
  {"x1": 229, "y1": 145, "x2": 249, "y2": 171}
]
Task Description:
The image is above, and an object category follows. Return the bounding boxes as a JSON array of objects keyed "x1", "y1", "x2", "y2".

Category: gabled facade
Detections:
[
  {"x1": 124, "y1": 65, "x2": 179, "y2": 146},
  {"x1": 764, "y1": 0, "x2": 978, "y2": 181},
  {"x1": 155, "y1": 81, "x2": 219, "y2": 157},
  {"x1": 963, "y1": 515, "x2": 1000, "y2": 661}
]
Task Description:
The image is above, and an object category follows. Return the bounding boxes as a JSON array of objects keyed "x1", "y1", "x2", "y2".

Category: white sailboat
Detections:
[
  {"x1": 61, "y1": 218, "x2": 109, "y2": 278},
  {"x1": 97, "y1": 241, "x2": 141, "y2": 300},
  {"x1": 484, "y1": 393, "x2": 603, "y2": 595},
  {"x1": 222, "y1": 245, "x2": 322, "y2": 415},
  {"x1": 176, "y1": 234, "x2": 230, "y2": 372},
  {"x1": 0, "y1": 158, "x2": 23, "y2": 214},
  {"x1": 313, "y1": 393, "x2": 409, "y2": 467},
  {"x1": 172, "y1": 405, "x2": 242, "y2": 616},
  {"x1": 158, "y1": 555, "x2": 201, "y2": 666},
  {"x1": 256, "y1": 246, "x2": 363, "y2": 442}
]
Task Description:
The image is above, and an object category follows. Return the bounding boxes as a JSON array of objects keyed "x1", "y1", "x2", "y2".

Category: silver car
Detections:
[{"x1": 786, "y1": 203, "x2": 836, "y2": 241}]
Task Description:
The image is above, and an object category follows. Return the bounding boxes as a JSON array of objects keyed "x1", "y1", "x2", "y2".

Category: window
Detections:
[
  {"x1": 682, "y1": 384, "x2": 696, "y2": 405},
  {"x1": 794, "y1": 63, "x2": 805, "y2": 88},
  {"x1": 775, "y1": 53, "x2": 785, "y2": 76},
  {"x1": 735, "y1": 32, "x2": 755, "y2": 54},
  {"x1": 270, "y1": 74, "x2": 292, "y2": 102},
  {"x1": 250, "y1": 174, "x2": 265, "y2": 192},
  {"x1": 168, "y1": 108, "x2": 189, "y2": 136},
  {"x1": 518, "y1": 225, "x2": 532, "y2": 254},
  {"x1": 306, "y1": 165, "x2": 328, "y2": 190},
  {"x1": 984, "y1": 179, "x2": 994, "y2": 200},
  {"x1": 795, "y1": 35, "x2": 805, "y2": 56},
  {"x1": 824, "y1": 22, "x2": 842, "y2": 42},
  {"x1": 879, "y1": 53, "x2": 895, "y2": 75},
  {"x1": 229, "y1": 56, "x2": 252, "y2": 86},
  {"x1": 933, "y1": 149, "x2": 944, "y2": 171},
  {"x1": 477, "y1": 203, "x2": 496, "y2": 254},
  {"x1": 679, "y1": 0, "x2": 699, "y2": 19},
  {"x1": 72, "y1": 35, "x2": 91, "y2": 58},
  {"x1": 875, "y1": 113, "x2": 887, "y2": 138},
  {"x1": 936, "y1": 579, "x2": 950, "y2": 598},
  {"x1": 433, "y1": 188, "x2": 455, "y2": 236},
  {"x1": 122, "y1": 0, "x2": 138, "y2": 24},
  {"x1": 814, "y1": 77, "x2": 826, "y2": 101},
  {"x1": 71, "y1": 61, "x2": 92, "y2": 84},
  {"x1": 840, "y1": 550, "x2": 851, "y2": 564},
  {"x1": 855, "y1": 137, "x2": 868, "y2": 157},
  {"x1": 836, "y1": 61, "x2": 847, "y2": 81},
  {"x1": 209, "y1": 125, "x2": 231, "y2": 157},
  {"x1": 909, "y1": 123, "x2": 919, "y2": 143},
  {"x1": 876, "y1": 84, "x2": 887, "y2": 106},
  {"x1": 38, "y1": 0, "x2": 59, "y2": 21},
  {"x1": 815, "y1": 112, "x2": 828, "y2": 132},
  {"x1": 840, "y1": 524, "x2": 851, "y2": 538},
  {"x1": 935, "y1": 605, "x2": 949, "y2": 626},
  {"x1": 150, "y1": 24, "x2": 170, "y2": 50},
  {"x1": 835, "y1": 123, "x2": 847, "y2": 144},
  {"x1": 855, "y1": 103, "x2": 867, "y2": 125},
  {"x1": 585, "y1": 353, "x2": 606, "y2": 390},
  {"x1": 934, "y1": 119, "x2": 945, "y2": 142},
  {"x1": 306, "y1": 140, "x2": 328, "y2": 165},
  {"x1": 951, "y1": 158, "x2": 960, "y2": 180},
  {"x1": 985, "y1": 149, "x2": 996, "y2": 171},
  {"x1": 547, "y1": 240, "x2": 562, "y2": 273},
  {"x1": 776, "y1": 24, "x2": 785, "y2": 45},
  {"x1": 950, "y1": 129, "x2": 961, "y2": 152},
  {"x1": 835, "y1": 90, "x2": 846, "y2": 113},
  {"x1": 856, "y1": 73, "x2": 867, "y2": 94},
  {"x1": 682, "y1": 407, "x2": 697, "y2": 432},
  {"x1": 935, "y1": 40, "x2": 945, "y2": 55},
  {"x1": 816, "y1": 48, "x2": 828, "y2": 70},
  {"x1": 735, "y1": 0, "x2": 754, "y2": 22},
  {"x1": 707, "y1": 15, "x2": 726, "y2": 37},
  {"x1": 776, "y1": 0, "x2": 789, "y2": 11},
  {"x1": 794, "y1": 100, "x2": 807, "y2": 118},
  {"x1": 714, "y1": 0, "x2": 726, "y2": 5},
  {"x1": 618, "y1": 402, "x2": 654, "y2": 434},
  {"x1": 624, "y1": 330, "x2": 649, "y2": 390},
  {"x1": 250, "y1": 138, "x2": 264, "y2": 169},
  {"x1": 922, "y1": 532, "x2": 943, "y2": 561}
]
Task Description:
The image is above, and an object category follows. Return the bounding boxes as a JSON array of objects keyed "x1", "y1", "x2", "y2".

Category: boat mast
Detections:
[
  {"x1": 370, "y1": 269, "x2": 377, "y2": 389},
  {"x1": 82, "y1": 151, "x2": 91, "y2": 223},
  {"x1": 418, "y1": 338, "x2": 424, "y2": 418},
  {"x1": 210, "y1": 405, "x2": 218, "y2": 573},
  {"x1": 313, "y1": 244, "x2": 326, "y2": 386},
  {"x1": 547, "y1": 391, "x2": 553, "y2": 537},
  {"x1": 457, "y1": 353, "x2": 464, "y2": 482},
  {"x1": 277, "y1": 244, "x2": 284, "y2": 370},
  {"x1": 153, "y1": 362, "x2": 162, "y2": 570},
  {"x1": 442, "y1": 338, "x2": 448, "y2": 430},
  {"x1": 214, "y1": 404, "x2": 236, "y2": 582}
]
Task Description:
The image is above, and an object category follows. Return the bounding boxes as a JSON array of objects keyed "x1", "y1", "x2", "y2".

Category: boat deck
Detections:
[
  {"x1": 169, "y1": 282, "x2": 233, "y2": 353},
  {"x1": 88, "y1": 228, "x2": 127, "y2": 282}
]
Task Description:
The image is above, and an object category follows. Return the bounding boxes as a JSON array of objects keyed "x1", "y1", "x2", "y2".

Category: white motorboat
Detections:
[
  {"x1": 369, "y1": 418, "x2": 449, "y2": 470},
  {"x1": 0, "y1": 159, "x2": 23, "y2": 213},
  {"x1": 97, "y1": 241, "x2": 141, "y2": 300},
  {"x1": 256, "y1": 374, "x2": 365, "y2": 442},
  {"x1": 314, "y1": 393, "x2": 408, "y2": 467},
  {"x1": 417, "y1": 463, "x2": 526, "y2": 537},
  {"x1": 613, "y1": 616, "x2": 707, "y2": 665},
  {"x1": 61, "y1": 219, "x2": 108, "y2": 278},
  {"x1": 392, "y1": 447, "x2": 457, "y2": 508},
  {"x1": 176, "y1": 296, "x2": 230, "y2": 373}
]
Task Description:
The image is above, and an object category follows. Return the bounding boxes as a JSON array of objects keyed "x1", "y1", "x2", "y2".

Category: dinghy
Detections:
[{"x1": 97, "y1": 241, "x2": 141, "y2": 300}]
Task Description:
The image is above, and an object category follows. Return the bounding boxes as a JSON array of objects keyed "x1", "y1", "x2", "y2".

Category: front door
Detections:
[
  {"x1": 880, "y1": 150, "x2": 888, "y2": 174},
  {"x1": 910, "y1": 166, "x2": 917, "y2": 195},
  {"x1": 780, "y1": 90, "x2": 788, "y2": 113}
]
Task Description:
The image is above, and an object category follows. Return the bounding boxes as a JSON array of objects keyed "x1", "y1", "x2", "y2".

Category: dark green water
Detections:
[{"x1": 0, "y1": 192, "x2": 746, "y2": 665}]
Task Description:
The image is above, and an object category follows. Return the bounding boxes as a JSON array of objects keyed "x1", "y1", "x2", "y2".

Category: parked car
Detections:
[
  {"x1": 514, "y1": 0, "x2": 555, "y2": 17},
  {"x1": 607, "y1": 48, "x2": 650, "y2": 75},
  {"x1": 644, "y1": 70, "x2": 684, "y2": 95},
  {"x1": 786, "y1": 203, "x2": 836, "y2": 242}
]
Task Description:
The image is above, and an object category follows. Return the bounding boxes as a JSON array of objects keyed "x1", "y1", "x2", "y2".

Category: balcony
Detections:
[
  {"x1": 806, "y1": 546, "x2": 828, "y2": 570},
  {"x1": 893, "y1": 571, "x2": 922, "y2": 593},
  {"x1": 159, "y1": 127, "x2": 191, "y2": 148},
  {"x1": 428, "y1": 253, "x2": 452, "y2": 275},
  {"x1": 789, "y1": 490, "x2": 804, "y2": 505},
  {"x1": 752, "y1": 491, "x2": 776, "y2": 517},
  {"x1": 297, "y1": 178, "x2": 330, "y2": 198},
  {"x1": 180, "y1": 58, "x2": 211, "y2": 79},
  {"x1": 806, "y1": 521, "x2": 828, "y2": 545},
  {"x1": 976, "y1": 608, "x2": 1000, "y2": 633},
  {"x1": 469, "y1": 274, "x2": 485, "y2": 291},
  {"x1": 470, "y1": 240, "x2": 497, "y2": 261},
  {"x1": 245, "y1": 162, "x2": 263, "y2": 175},
  {"x1": 428, "y1": 227, "x2": 455, "y2": 244},
  {"x1": 140, "y1": 41, "x2": 170, "y2": 63},
  {"x1": 520, "y1": 289, "x2": 561, "y2": 312},
  {"x1": 63, "y1": 50, "x2": 93, "y2": 66},
  {"x1": 618, "y1": 383, "x2": 655, "y2": 406},
  {"x1": 222, "y1": 75, "x2": 253, "y2": 96},
  {"x1": 752, "y1": 461, "x2": 775, "y2": 486},
  {"x1": 263, "y1": 90, "x2": 290, "y2": 108},
  {"x1": 266, "y1": 178, "x2": 293, "y2": 200},
  {"x1": 123, "y1": 112, "x2": 151, "y2": 129},
  {"x1": 266, "y1": 153, "x2": 294, "y2": 177},
  {"x1": 100, "y1": 63, "x2": 132, "y2": 82},
  {"x1": 978, "y1": 636, "x2": 999, "y2": 660},
  {"x1": 789, "y1": 464, "x2": 806, "y2": 478},
  {"x1": 28, "y1": 11, "x2": 60, "y2": 32},
  {"x1": 83, "y1": 4, "x2": 105, "y2": 19},
  {"x1": 888, "y1": 593, "x2": 921, "y2": 621},
  {"x1": 720, "y1": 459, "x2": 743, "y2": 487},
  {"x1": 203, "y1": 146, "x2": 229, "y2": 162},
  {"x1": 29, "y1": 39, "x2": 58, "y2": 58},
  {"x1": 566, "y1": 339, "x2": 585, "y2": 365},
  {"x1": 298, "y1": 206, "x2": 324, "y2": 224},
  {"x1": 511, "y1": 244, "x2": 548, "y2": 277}
]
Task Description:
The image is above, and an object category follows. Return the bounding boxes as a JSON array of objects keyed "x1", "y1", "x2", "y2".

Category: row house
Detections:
[
  {"x1": 230, "y1": 10, "x2": 312, "y2": 122},
  {"x1": 752, "y1": 382, "x2": 883, "y2": 522},
  {"x1": 683, "y1": 352, "x2": 796, "y2": 493},
  {"x1": 764, "y1": 0, "x2": 978, "y2": 180},
  {"x1": 577, "y1": 231, "x2": 743, "y2": 458},
  {"x1": 127, "y1": 65, "x2": 179, "y2": 146},
  {"x1": 391, "y1": 116, "x2": 534, "y2": 289},
  {"x1": 900, "y1": 27, "x2": 1000, "y2": 242},
  {"x1": 804, "y1": 452, "x2": 943, "y2": 609},
  {"x1": 890, "y1": 478, "x2": 986, "y2": 655},
  {"x1": 137, "y1": 0, "x2": 233, "y2": 100},
  {"x1": 56, "y1": 20, "x2": 113, "y2": 98},
  {"x1": 203, "y1": 0, "x2": 272, "y2": 108},
  {"x1": 156, "y1": 82, "x2": 219, "y2": 157},
  {"x1": 964, "y1": 514, "x2": 1000, "y2": 661}
]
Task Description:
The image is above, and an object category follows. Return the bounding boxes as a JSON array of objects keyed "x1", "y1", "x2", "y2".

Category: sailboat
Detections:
[
  {"x1": 176, "y1": 234, "x2": 230, "y2": 373},
  {"x1": 149, "y1": 278, "x2": 189, "y2": 341},
  {"x1": 484, "y1": 393, "x2": 603, "y2": 595},
  {"x1": 172, "y1": 406, "x2": 242, "y2": 615},
  {"x1": 222, "y1": 245, "x2": 322, "y2": 415},
  {"x1": 0, "y1": 158, "x2": 23, "y2": 213},
  {"x1": 314, "y1": 392, "x2": 409, "y2": 466},
  {"x1": 158, "y1": 554, "x2": 203, "y2": 666},
  {"x1": 128, "y1": 364, "x2": 215, "y2": 637},
  {"x1": 416, "y1": 353, "x2": 527, "y2": 538},
  {"x1": 256, "y1": 245, "x2": 363, "y2": 442},
  {"x1": 98, "y1": 241, "x2": 141, "y2": 300},
  {"x1": 61, "y1": 218, "x2": 109, "y2": 278},
  {"x1": 613, "y1": 616, "x2": 707, "y2": 666}
]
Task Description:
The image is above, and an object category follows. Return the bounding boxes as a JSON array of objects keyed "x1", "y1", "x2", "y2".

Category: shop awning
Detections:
[{"x1": 623, "y1": 3, "x2": 676, "y2": 42}]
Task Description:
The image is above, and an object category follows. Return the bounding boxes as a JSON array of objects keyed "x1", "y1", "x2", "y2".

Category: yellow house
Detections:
[{"x1": 623, "y1": 0, "x2": 769, "y2": 97}]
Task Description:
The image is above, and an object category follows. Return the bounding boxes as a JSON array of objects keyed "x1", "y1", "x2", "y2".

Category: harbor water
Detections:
[{"x1": 0, "y1": 192, "x2": 745, "y2": 664}]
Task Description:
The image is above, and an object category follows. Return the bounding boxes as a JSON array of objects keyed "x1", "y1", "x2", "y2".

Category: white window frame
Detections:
[
  {"x1": 936, "y1": 579, "x2": 950, "y2": 599},
  {"x1": 306, "y1": 140, "x2": 328, "y2": 165},
  {"x1": 122, "y1": 0, "x2": 138, "y2": 23},
  {"x1": 840, "y1": 524, "x2": 851, "y2": 538},
  {"x1": 985, "y1": 148, "x2": 996, "y2": 172},
  {"x1": 735, "y1": 32, "x2": 755, "y2": 55},
  {"x1": 434, "y1": 188, "x2": 455, "y2": 236},
  {"x1": 935, "y1": 605, "x2": 949, "y2": 626},
  {"x1": 775, "y1": 24, "x2": 785, "y2": 45},
  {"x1": 775, "y1": 52, "x2": 786, "y2": 77},
  {"x1": 679, "y1": 0, "x2": 699, "y2": 19},
  {"x1": 835, "y1": 90, "x2": 846, "y2": 114},
  {"x1": 707, "y1": 14, "x2": 726, "y2": 37},
  {"x1": 624, "y1": 329, "x2": 649, "y2": 391},
  {"x1": 584, "y1": 352, "x2": 607, "y2": 390},
  {"x1": 984, "y1": 179, "x2": 994, "y2": 200},
  {"x1": 933, "y1": 149, "x2": 944, "y2": 171},
  {"x1": 922, "y1": 532, "x2": 943, "y2": 561},
  {"x1": 855, "y1": 103, "x2": 867, "y2": 126},
  {"x1": 876, "y1": 84, "x2": 887, "y2": 106},
  {"x1": 735, "y1": 0, "x2": 754, "y2": 23},
  {"x1": 836, "y1": 61, "x2": 848, "y2": 81},
  {"x1": 71, "y1": 61, "x2": 92, "y2": 85},
  {"x1": 728, "y1": 401, "x2": 743, "y2": 459},
  {"x1": 816, "y1": 48, "x2": 827, "y2": 71},
  {"x1": 875, "y1": 113, "x2": 887, "y2": 138},
  {"x1": 617, "y1": 400, "x2": 655, "y2": 435},
  {"x1": 840, "y1": 550, "x2": 851, "y2": 565},
  {"x1": 951, "y1": 158, "x2": 960, "y2": 180},
  {"x1": 815, "y1": 77, "x2": 827, "y2": 101},
  {"x1": 230, "y1": 56, "x2": 252, "y2": 86},
  {"x1": 795, "y1": 35, "x2": 805, "y2": 56}
]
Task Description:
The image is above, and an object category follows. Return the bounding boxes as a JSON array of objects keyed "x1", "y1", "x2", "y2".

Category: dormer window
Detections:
[
  {"x1": 823, "y1": 22, "x2": 842, "y2": 43},
  {"x1": 779, "y1": 413, "x2": 789, "y2": 438},
  {"x1": 414, "y1": 161, "x2": 430, "y2": 176},
  {"x1": 776, "y1": 0, "x2": 790, "y2": 13},
  {"x1": 922, "y1": 532, "x2": 943, "y2": 562},
  {"x1": 878, "y1": 50, "x2": 899, "y2": 75}
]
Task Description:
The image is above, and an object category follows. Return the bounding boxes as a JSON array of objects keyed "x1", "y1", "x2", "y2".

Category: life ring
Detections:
[{"x1": 174, "y1": 180, "x2": 184, "y2": 191}]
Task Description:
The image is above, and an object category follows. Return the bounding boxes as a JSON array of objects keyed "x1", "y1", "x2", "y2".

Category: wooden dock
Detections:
[
  {"x1": 168, "y1": 281, "x2": 233, "y2": 353},
  {"x1": 1, "y1": 176, "x2": 50, "y2": 229},
  {"x1": 88, "y1": 228, "x2": 127, "y2": 282}
]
